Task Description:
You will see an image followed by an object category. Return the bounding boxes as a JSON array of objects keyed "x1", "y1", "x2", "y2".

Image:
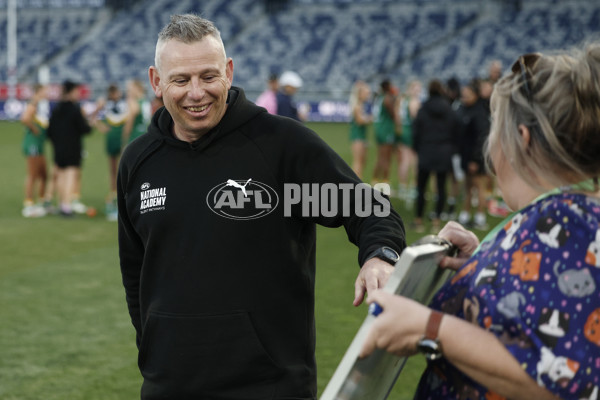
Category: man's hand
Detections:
[{"x1": 353, "y1": 258, "x2": 394, "y2": 306}]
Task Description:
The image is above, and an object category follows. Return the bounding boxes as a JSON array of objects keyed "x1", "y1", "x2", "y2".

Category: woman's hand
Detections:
[
  {"x1": 359, "y1": 290, "x2": 430, "y2": 359},
  {"x1": 438, "y1": 221, "x2": 480, "y2": 270}
]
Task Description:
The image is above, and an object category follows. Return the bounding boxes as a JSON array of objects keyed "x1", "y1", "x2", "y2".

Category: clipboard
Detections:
[{"x1": 320, "y1": 235, "x2": 456, "y2": 400}]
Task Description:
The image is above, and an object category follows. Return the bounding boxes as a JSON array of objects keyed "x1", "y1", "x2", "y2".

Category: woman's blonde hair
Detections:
[
  {"x1": 486, "y1": 42, "x2": 600, "y2": 190},
  {"x1": 349, "y1": 81, "x2": 368, "y2": 112}
]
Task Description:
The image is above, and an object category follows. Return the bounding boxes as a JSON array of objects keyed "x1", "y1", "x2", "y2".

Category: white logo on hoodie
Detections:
[
  {"x1": 140, "y1": 183, "x2": 167, "y2": 214},
  {"x1": 207, "y1": 179, "x2": 279, "y2": 220}
]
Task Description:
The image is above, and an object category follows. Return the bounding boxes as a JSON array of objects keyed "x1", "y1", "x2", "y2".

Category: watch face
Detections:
[
  {"x1": 417, "y1": 338, "x2": 442, "y2": 361},
  {"x1": 382, "y1": 247, "x2": 399, "y2": 262}
]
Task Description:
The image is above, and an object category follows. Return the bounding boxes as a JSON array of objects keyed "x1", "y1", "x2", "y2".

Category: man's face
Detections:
[{"x1": 149, "y1": 36, "x2": 233, "y2": 141}]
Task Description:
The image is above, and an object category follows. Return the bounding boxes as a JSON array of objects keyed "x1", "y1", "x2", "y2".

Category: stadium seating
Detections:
[
  {"x1": 1, "y1": 0, "x2": 599, "y2": 101},
  {"x1": 0, "y1": 7, "x2": 107, "y2": 82},
  {"x1": 388, "y1": 1, "x2": 600, "y2": 85},
  {"x1": 228, "y1": 2, "x2": 480, "y2": 98}
]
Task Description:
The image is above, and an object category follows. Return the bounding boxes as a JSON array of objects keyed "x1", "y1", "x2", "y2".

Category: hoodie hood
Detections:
[
  {"x1": 149, "y1": 87, "x2": 266, "y2": 151},
  {"x1": 422, "y1": 94, "x2": 451, "y2": 119}
]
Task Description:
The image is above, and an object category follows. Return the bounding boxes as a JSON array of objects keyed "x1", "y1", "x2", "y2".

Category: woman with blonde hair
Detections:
[
  {"x1": 20, "y1": 84, "x2": 50, "y2": 217},
  {"x1": 360, "y1": 43, "x2": 600, "y2": 399},
  {"x1": 123, "y1": 79, "x2": 149, "y2": 144},
  {"x1": 396, "y1": 79, "x2": 421, "y2": 201},
  {"x1": 348, "y1": 80, "x2": 372, "y2": 179}
]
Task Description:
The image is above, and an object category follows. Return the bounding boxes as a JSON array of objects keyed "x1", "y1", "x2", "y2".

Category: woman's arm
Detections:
[
  {"x1": 438, "y1": 221, "x2": 480, "y2": 270},
  {"x1": 122, "y1": 98, "x2": 140, "y2": 144},
  {"x1": 359, "y1": 291, "x2": 557, "y2": 400},
  {"x1": 352, "y1": 103, "x2": 371, "y2": 126},
  {"x1": 20, "y1": 103, "x2": 39, "y2": 134},
  {"x1": 437, "y1": 308, "x2": 556, "y2": 399}
]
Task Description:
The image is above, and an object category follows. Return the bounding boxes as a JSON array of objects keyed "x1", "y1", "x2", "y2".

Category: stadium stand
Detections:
[
  {"x1": 1, "y1": 0, "x2": 599, "y2": 102},
  {"x1": 0, "y1": 6, "x2": 108, "y2": 83},
  {"x1": 389, "y1": 1, "x2": 600, "y2": 85}
]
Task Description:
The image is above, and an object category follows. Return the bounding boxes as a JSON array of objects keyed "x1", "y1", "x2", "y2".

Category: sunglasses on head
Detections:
[{"x1": 511, "y1": 53, "x2": 541, "y2": 104}]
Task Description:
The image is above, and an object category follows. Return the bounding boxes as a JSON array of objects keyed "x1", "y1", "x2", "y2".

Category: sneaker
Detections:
[
  {"x1": 71, "y1": 200, "x2": 88, "y2": 214},
  {"x1": 22, "y1": 204, "x2": 46, "y2": 218},
  {"x1": 107, "y1": 211, "x2": 118, "y2": 221},
  {"x1": 458, "y1": 211, "x2": 470, "y2": 226},
  {"x1": 59, "y1": 209, "x2": 75, "y2": 218},
  {"x1": 59, "y1": 204, "x2": 74, "y2": 217},
  {"x1": 35, "y1": 203, "x2": 48, "y2": 217},
  {"x1": 105, "y1": 201, "x2": 118, "y2": 221},
  {"x1": 43, "y1": 200, "x2": 57, "y2": 215},
  {"x1": 474, "y1": 212, "x2": 488, "y2": 230}
]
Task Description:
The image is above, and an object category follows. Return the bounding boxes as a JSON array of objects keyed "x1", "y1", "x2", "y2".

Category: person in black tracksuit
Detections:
[
  {"x1": 46, "y1": 80, "x2": 92, "y2": 215},
  {"x1": 117, "y1": 15, "x2": 405, "y2": 400},
  {"x1": 412, "y1": 80, "x2": 461, "y2": 232},
  {"x1": 457, "y1": 82, "x2": 492, "y2": 228}
]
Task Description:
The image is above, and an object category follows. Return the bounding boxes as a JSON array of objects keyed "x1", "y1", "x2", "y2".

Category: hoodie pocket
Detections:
[{"x1": 138, "y1": 310, "x2": 283, "y2": 397}]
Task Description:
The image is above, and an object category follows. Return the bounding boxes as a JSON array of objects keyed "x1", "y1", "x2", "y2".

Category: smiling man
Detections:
[
  {"x1": 149, "y1": 28, "x2": 232, "y2": 141},
  {"x1": 117, "y1": 14, "x2": 405, "y2": 400}
]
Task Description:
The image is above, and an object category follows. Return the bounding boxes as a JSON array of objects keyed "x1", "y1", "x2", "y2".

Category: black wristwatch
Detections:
[
  {"x1": 366, "y1": 246, "x2": 400, "y2": 266},
  {"x1": 417, "y1": 310, "x2": 444, "y2": 361}
]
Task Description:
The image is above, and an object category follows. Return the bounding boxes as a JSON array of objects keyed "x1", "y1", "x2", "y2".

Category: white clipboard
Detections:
[{"x1": 320, "y1": 235, "x2": 456, "y2": 400}]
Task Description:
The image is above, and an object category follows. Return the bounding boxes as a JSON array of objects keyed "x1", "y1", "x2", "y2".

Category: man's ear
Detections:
[
  {"x1": 148, "y1": 66, "x2": 162, "y2": 98},
  {"x1": 517, "y1": 124, "x2": 531, "y2": 150},
  {"x1": 225, "y1": 58, "x2": 234, "y2": 89}
]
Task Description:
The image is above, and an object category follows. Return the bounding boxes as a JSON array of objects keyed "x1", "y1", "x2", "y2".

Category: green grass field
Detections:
[{"x1": 0, "y1": 120, "x2": 498, "y2": 399}]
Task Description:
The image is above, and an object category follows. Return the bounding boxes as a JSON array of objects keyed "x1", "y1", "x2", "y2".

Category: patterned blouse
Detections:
[{"x1": 415, "y1": 192, "x2": 600, "y2": 399}]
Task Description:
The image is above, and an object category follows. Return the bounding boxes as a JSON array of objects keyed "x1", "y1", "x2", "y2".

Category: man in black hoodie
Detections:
[{"x1": 117, "y1": 14, "x2": 405, "y2": 400}]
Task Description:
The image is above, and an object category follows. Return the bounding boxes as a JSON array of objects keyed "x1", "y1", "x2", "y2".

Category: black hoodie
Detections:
[
  {"x1": 412, "y1": 94, "x2": 461, "y2": 172},
  {"x1": 117, "y1": 87, "x2": 405, "y2": 399}
]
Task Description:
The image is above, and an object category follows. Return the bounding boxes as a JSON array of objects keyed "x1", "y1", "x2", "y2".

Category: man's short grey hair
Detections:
[{"x1": 154, "y1": 14, "x2": 224, "y2": 70}]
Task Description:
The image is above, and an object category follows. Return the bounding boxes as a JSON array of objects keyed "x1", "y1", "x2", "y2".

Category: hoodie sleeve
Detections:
[
  {"x1": 275, "y1": 118, "x2": 406, "y2": 265},
  {"x1": 412, "y1": 108, "x2": 423, "y2": 153},
  {"x1": 74, "y1": 104, "x2": 92, "y2": 136},
  {"x1": 116, "y1": 156, "x2": 144, "y2": 348}
]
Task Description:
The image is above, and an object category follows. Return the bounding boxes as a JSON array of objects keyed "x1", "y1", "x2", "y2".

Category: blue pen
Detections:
[{"x1": 368, "y1": 302, "x2": 383, "y2": 317}]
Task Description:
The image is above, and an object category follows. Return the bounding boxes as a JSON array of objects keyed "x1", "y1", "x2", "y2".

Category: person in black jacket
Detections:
[
  {"x1": 46, "y1": 80, "x2": 92, "y2": 216},
  {"x1": 412, "y1": 79, "x2": 461, "y2": 232},
  {"x1": 457, "y1": 81, "x2": 492, "y2": 229},
  {"x1": 117, "y1": 14, "x2": 406, "y2": 400}
]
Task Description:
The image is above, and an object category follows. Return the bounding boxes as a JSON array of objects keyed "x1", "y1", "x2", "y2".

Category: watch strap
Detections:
[
  {"x1": 365, "y1": 246, "x2": 399, "y2": 266},
  {"x1": 425, "y1": 310, "x2": 444, "y2": 340}
]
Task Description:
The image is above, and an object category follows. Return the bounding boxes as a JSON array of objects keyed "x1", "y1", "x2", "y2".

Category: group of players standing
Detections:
[
  {"x1": 348, "y1": 60, "x2": 506, "y2": 232},
  {"x1": 19, "y1": 79, "x2": 155, "y2": 220},
  {"x1": 20, "y1": 63, "x2": 502, "y2": 226}
]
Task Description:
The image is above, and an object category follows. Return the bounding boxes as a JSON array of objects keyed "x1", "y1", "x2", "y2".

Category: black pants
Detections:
[{"x1": 416, "y1": 168, "x2": 447, "y2": 219}]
